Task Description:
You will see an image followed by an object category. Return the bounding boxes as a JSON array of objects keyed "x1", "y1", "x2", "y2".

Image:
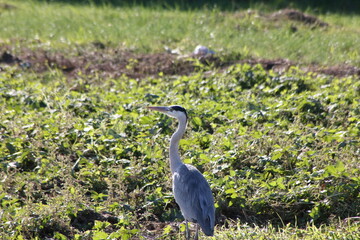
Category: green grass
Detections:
[
  {"x1": 0, "y1": 0, "x2": 360, "y2": 239},
  {"x1": 217, "y1": 220, "x2": 360, "y2": 239},
  {"x1": 1, "y1": 0, "x2": 360, "y2": 66}
]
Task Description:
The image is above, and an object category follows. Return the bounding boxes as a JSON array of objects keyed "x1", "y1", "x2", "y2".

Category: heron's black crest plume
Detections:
[{"x1": 170, "y1": 105, "x2": 188, "y2": 118}]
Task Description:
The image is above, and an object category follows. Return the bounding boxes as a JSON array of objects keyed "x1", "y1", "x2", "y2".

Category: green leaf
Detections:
[
  {"x1": 93, "y1": 231, "x2": 108, "y2": 240},
  {"x1": 162, "y1": 225, "x2": 172, "y2": 235},
  {"x1": 225, "y1": 188, "x2": 236, "y2": 194},
  {"x1": 271, "y1": 149, "x2": 283, "y2": 160},
  {"x1": 192, "y1": 117, "x2": 202, "y2": 127}
]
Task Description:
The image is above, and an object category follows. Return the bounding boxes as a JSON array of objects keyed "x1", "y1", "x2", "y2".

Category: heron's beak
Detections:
[{"x1": 147, "y1": 106, "x2": 170, "y2": 113}]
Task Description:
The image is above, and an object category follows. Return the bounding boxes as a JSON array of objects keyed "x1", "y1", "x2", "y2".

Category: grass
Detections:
[
  {"x1": 0, "y1": 0, "x2": 360, "y2": 239},
  {"x1": 217, "y1": 220, "x2": 360, "y2": 239},
  {"x1": 0, "y1": 0, "x2": 360, "y2": 66}
]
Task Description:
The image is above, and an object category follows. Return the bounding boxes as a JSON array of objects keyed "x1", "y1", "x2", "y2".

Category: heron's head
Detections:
[{"x1": 147, "y1": 105, "x2": 188, "y2": 121}]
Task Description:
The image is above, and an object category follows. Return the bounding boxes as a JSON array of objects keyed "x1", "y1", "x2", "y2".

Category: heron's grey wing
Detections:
[{"x1": 173, "y1": 164, "x2": 215, "y2": 236}]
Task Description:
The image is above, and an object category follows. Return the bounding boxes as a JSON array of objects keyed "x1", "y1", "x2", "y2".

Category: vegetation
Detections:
[
  {"x1": 0, "y1": 0, "x2": 359, "y2": 239},
  {"x1": 1, "y1": 1, "x2": 360, "y2": 66}
]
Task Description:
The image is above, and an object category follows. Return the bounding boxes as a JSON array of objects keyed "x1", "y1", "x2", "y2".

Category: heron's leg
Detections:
[
  {"x1": 185, "y1": 220, "x2": 190, "y2": 240},
  {"x1": 194, "y1": 223, "x2": 199, "y2": 240}
]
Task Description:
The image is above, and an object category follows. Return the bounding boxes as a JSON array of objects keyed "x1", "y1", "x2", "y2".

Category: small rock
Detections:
[{"x1": 193, "y1": 45, "x2": 215, "y2": 56}]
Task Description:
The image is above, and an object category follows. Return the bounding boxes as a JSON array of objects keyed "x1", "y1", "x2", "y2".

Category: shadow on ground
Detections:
[{"x1": 35, "y1": 0, "x2": 360, "y2": 14}]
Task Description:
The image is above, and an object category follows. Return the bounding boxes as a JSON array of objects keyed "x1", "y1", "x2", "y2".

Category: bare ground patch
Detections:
[
  {"x1": 1, "y1": 45, "x2": 359, "y2": 79},
  {"x1": 0, "y1": 46, "x2": 195, "y2": 79},
  {"x1": 270, "y1": 8, "x2": 329, "y2": 27}
]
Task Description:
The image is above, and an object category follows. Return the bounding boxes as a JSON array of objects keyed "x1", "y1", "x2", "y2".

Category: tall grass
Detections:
[{"x1": 1, "y1": 0, "x2": 360, "y2": 66}]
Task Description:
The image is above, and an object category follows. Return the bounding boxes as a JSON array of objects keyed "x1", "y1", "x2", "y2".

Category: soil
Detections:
[
  {"x1": 1, "y1": 45, "x2": 359, "y2": 79},
  {"x1": 70, "y1": 209, "x2": 119, "y2": 231},
  {"x1": 0, "y1": 46, "x2": 196, "y2": 79},
  {"x1": 270, "y1": 8, "x2": 329, "y2": 27},
  {"x1": 0, "y1": 3, "x2": 16, "y2": 10}
]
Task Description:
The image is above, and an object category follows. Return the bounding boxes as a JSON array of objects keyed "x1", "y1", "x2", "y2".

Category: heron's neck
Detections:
[{"x1": 169, "y1": 116, "x2": 187, "y2": 174}]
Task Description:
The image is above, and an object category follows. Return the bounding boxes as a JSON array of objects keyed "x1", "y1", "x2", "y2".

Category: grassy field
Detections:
[
  {"x1": 1, "y1": 0, "x2": 360, "y2": 66},
  {"x1": 0, "y1": 0, "x2": 359, "y2": 239}
]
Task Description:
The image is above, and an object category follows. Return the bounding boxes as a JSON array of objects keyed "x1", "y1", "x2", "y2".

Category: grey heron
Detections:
[{"x1": 148, "y1": 105, "x2": 215, "y2": 240}]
